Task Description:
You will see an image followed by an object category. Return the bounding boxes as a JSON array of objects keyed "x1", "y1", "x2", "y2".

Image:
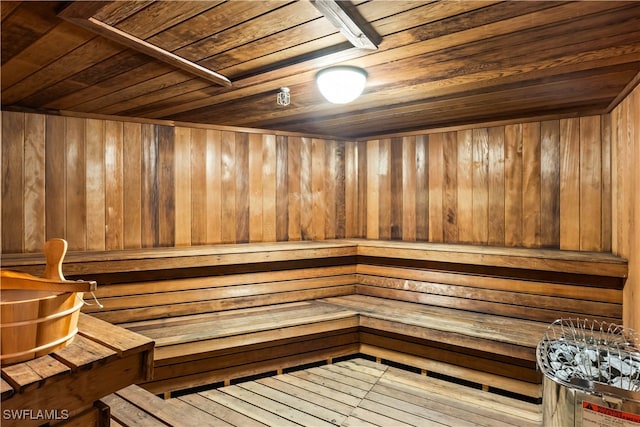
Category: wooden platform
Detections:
[
  {"x1": 1, "y1": 313, "x2": 154, "y2": 427},
  {"x1": 106, "y1": 358, "x2": 542, "y2": 427}
]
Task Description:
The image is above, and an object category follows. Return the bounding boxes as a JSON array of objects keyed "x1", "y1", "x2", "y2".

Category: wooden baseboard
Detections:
[
  {"x1": 142, "y1": 344, "x2": 360, "y2": 395},
  {"x1": 359, "y1": 344, "x2": 542, "y2": 400}
]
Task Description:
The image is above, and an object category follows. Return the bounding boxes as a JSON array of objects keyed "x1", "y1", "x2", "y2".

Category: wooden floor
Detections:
[{"x1": 132, "y1": 358, "x2": 541, "y2": 427}]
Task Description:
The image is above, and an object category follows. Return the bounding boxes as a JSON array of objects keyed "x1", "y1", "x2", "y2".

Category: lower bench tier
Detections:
[
  {"x1": 141, "y1": 330, "x2": 542, "y2": 402},
  {"x1": 129, "y1": 296, "x2": 547, "y2": 401}
]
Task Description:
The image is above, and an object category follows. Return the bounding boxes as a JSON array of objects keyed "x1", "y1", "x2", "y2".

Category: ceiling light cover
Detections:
[{"x1": 316, "y1": 66, "x2": 367, "y2": 104}]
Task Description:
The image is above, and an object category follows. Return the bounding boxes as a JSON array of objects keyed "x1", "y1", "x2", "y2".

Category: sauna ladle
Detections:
[{"x1": 0, "y1": 238, "x2": 96, "y2": 293}]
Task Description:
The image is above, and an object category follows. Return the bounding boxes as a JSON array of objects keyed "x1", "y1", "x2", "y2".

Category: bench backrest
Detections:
[
  {"x1": 353, "y1": 240, "x2": 625, "y2": 325},
  {"x1": 87, "y1": 262, "x2": 357, "y2": 325},
  {"x1": 2, "y1": 240, "x2": 626, "y2": 327}
]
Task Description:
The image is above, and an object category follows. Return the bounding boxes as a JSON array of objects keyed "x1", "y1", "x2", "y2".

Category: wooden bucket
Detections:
[
  {"x1": 0, "y1": 239, "x2": 96, "y2": 365},
  {"x1": 0, "y1": 290, "x2": 83, "y2": 364}
]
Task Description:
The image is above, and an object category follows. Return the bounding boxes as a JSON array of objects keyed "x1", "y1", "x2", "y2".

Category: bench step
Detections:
[
  {"x1": 125, "y1": 296, "x2": 544, "y2": 398},
  {"x1": 322, "y1": 295, "x2": 547, "y2": 352},
  {"x1": 128, "y1": 300, "x2": 360, "y2": 364}
]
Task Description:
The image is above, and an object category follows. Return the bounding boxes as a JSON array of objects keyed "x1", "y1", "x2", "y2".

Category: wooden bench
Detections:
[
  {"x1": 2, "y1": 240, "x2": 627, "y2": 402},
  {"x1": 349, "y1": 239, "x2": 625, "y2": 398}
]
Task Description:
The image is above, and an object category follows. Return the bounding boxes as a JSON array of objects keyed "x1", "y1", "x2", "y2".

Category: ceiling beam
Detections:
[
  {"x1": 310, "y1": 0, "x2": 381, "y2": 50},
  {"x1": 58, "y1": 3, "x2": 232, "y2": 87}
]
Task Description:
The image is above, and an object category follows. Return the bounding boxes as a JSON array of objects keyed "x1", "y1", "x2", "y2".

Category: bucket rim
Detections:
[{"x1": 0, "y1": 289, "x2": 70, "y2": 304}]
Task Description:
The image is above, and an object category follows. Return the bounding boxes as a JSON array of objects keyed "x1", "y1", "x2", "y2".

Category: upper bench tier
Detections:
[{"x1": 2, "y1": 239, "x2": 627, "y2": 281}]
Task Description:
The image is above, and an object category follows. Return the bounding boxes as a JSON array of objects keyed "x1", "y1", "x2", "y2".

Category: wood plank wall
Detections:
[
  {"x1": 1, "y1": 113, "x2": 347, "y2": 252},
  {"x1": 3, "y1": 91, "x2": 638, "y2": 331},
  {"x1": 611, "y1": 83, "x2": 640, "y2": 331},
  {"x1": 0, "y1": 111, "x2": 618, "y2": 254},
  {"x1": 362, "y1": 118, "x2": 611, "y2": 251}
]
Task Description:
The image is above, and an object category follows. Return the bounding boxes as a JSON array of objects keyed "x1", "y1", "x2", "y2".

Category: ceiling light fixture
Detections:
[{"x1": 316, "y1": 66, "x2": 367, "y2": 104}]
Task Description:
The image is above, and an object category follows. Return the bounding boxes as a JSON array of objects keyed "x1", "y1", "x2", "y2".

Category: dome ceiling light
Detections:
[{"x1": 316, "y1": 66, "x2": 367, "y2": 104}]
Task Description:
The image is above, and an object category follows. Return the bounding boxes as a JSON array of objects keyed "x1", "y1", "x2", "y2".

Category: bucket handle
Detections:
[
  {"x1": 0, "y1": 270, "x2": 96, "y2": 293},
  {"x1": 44, "y1": 238, "x2": 67, "y2": 281}
]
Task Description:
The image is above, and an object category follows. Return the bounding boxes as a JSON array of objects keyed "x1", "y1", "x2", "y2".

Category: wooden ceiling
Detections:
[{"x1": 2, "y1": 1, "x2": 640, "y2": 139}]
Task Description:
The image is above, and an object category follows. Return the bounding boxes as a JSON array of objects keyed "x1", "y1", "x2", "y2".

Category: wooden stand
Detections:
[{"x1": 1, "y1": 313, "x2": 154, "y2": 427}]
